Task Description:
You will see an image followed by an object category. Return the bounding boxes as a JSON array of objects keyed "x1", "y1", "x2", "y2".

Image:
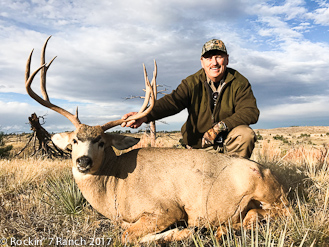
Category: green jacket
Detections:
[{"x1": 147, "y1": 68, "x2": 260, "y2": 148}]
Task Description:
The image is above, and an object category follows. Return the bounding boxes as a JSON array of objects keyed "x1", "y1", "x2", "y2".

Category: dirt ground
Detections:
[{"x1": 254, "y1": 126, "x2": 329, "y2": 150}]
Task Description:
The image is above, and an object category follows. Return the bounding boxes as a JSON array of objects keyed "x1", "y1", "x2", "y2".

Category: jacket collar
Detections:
[{"x1": 224, "y1": 68, "x2": 235, "y2": 84}]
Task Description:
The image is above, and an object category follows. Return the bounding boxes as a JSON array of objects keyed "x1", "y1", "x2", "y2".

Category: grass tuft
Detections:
[{"x1": 41, "y1": 173, "x2": 87, "y2": 215}]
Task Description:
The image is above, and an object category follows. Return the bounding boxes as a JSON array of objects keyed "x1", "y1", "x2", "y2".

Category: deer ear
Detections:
[
  {"x1": 105, "y1": 133, "x2": 140, "y2": 150},
  {"x1": 52, "y1": 132, "x2": 74, "y2": 150}
]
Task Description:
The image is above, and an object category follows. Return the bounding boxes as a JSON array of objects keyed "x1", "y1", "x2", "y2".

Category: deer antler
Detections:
[
  {"x1": 101, "y1": 60, "x2": 157, "y2": 131},
  {"x1": 25, "y1": 36, "x2": 81, "y2": 128},
  {"x1": 26, "y1": 36, "x2": 156, "y2": 131}
]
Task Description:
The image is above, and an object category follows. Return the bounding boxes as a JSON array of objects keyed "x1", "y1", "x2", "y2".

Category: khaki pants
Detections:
[{"x1": 203, "y1": 125, "x2": 256, "y2": 159}]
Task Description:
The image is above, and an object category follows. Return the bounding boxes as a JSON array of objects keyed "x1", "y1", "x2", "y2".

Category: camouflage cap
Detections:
[{"x1": 201, "y1": 39, "x2": 227, "y2": 57}]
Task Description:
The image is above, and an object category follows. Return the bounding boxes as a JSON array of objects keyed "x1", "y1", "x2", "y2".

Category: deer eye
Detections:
[
  {"x1": 99, "y1": 141, "x2": 105, "y2": 148},
  {"x1": 73, "y1": 139, "x2": 78, "y2": 144}
]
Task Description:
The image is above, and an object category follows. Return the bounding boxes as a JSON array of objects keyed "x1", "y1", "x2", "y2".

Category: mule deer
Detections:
[{"x1": 26, "y1": 37, "x2": 289, "y2": 244}]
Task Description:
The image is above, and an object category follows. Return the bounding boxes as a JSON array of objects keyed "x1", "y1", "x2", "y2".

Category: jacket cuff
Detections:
[{"x1": 221, "y1": 120, "x2": 233, "y2": 132}]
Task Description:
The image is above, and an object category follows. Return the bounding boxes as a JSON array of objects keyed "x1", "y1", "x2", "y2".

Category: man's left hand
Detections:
[{"x1": 202, "y1": 122, "x2": 227, "y2": 147}]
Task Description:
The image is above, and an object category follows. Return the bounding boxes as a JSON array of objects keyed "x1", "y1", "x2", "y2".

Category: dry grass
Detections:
[
  {"x1": 0, "y1": 158, "x2": 124, "y2": 246},
  {"x1": 1, "y1": 127, "x2": 329, "y2": 246},
  {"x1": 251, "y1": 140, "x2": 329, "y2": 246}
]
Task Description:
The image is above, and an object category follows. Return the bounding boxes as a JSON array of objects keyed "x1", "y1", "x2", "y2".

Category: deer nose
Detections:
[{"x1": 77, "y1": 156, "x2": 93, "y2": 170}]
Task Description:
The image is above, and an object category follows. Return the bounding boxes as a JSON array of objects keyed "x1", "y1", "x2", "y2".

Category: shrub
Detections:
[
  {"x1": 299, "y1": 133, "x2": 311, "y2": 138},
  {"x1": 273, "y1": 134, "x2": 289, "y2": 144},
  {"x1": 0, "y1": 131, "x2": 13, "y2": 158},
  {"x1": 256, "y1": 131, "x2": 263, "y2": 140}
]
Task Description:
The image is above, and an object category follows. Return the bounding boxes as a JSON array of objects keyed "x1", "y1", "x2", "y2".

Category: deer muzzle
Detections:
[{"x1": 76, "y1": 155, "x2": 93, "y2": 173}]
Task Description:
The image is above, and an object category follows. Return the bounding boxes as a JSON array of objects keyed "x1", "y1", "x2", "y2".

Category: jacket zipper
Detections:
[{"x1": 212, "y1": 82, "x2": 228, "y2": 123}]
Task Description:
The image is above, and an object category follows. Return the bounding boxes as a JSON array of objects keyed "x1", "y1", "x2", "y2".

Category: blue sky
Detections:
[{"x1": 0, "y1": 0, "x2": 329, "y2": 134}]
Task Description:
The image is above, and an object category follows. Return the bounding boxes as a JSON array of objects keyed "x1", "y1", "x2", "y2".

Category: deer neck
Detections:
[{"x1": 72, "y1": 147, "x2": 131, "y2": 220}]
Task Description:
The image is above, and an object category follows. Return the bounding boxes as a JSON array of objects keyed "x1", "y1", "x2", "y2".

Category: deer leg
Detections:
[
  {"x1": 243, "y1": 205, "x2": 291, "y2": 229},
  {"x1": 216, "y1": 206, "x2": 286, "y2": 240},
  {"x1": 216, "y1": 225, "x2": 228, "y2": 239},
  {"x1": 242, "y1": 208, "x2": 267, "y2": 228},
  {"x1": 215, "y1": 222, "x2": 245, "y2": 240},
  {"x1": 162, "y1": 228, "x2": 193, "y2": 242},
  {"x1": 139, "y1": 227, "x2": 193, "y2": 243},
  {"x1": 121, "y1": 213, "x2": 183, "y2": 244},
  {"x1": 122, "y1": 213, "x2": 160, "y2": 244},
  {"x1": 215, "y1": 207, "x2": 267, "y2": 240}
]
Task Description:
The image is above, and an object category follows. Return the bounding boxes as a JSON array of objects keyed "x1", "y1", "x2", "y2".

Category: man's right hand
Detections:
[
  {"x1": 121, "y1": 112, "x2": 147, "y2": 128},
  {"x1": 201, "y1": 122, "x2": 227, "y2": 147}
]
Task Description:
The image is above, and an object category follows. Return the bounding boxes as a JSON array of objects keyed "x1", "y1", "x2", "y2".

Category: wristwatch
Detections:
[{"x1": 213, "y1": 121, "x2": 227, "y2": 133}]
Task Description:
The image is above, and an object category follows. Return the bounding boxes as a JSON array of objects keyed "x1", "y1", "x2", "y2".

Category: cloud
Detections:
[
  {"x1": 306, "y1": 0, "x2": 329, "y2": 26},
  {"x1": 1, "y1": 0, "x2": 329, "y2": 133},
  {"x1": 255, "y1": 94, "x2": 329, "y2": 128},
  {"x1": 261, "y1": 95, "x2": 329, "y2": 119},
  {"x1": 0, "y1": 100, "x2": 36, "y2": 133},
  {"x1": 252, "y1": 0, "x2": 307, "y2": 19}
]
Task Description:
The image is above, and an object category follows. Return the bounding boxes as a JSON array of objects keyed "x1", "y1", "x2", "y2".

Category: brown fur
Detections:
[
  {"x1": 76, "y1": 125, "x2": 103, "y2": 142},
  {"x1": 52, "y1": 125, "x2": 290, "y2": 244}
]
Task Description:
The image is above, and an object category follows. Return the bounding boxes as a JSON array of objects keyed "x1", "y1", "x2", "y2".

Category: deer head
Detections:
[{"x1": 25, "y1": 36, "x2": 157, "y2": 174}]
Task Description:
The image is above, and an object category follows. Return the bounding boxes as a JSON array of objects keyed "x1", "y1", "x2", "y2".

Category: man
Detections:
[{"x1": 122, "y1": 39, "x2": 259, "y2": 159}]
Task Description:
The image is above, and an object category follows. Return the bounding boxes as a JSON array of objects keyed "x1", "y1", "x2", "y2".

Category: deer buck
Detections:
[{"x1": 26, "y1": 36, "x2": 290, "y2": 244}]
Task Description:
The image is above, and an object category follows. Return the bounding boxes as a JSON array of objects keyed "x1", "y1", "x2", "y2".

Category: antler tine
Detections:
[
  {"x1": 40, "y1": 35, "x2": 52, "y2": 101},
  {"x1": 137, "y1": 63, "x2": 152, "y2": 114},
  {"x1": 101, "y1": 61, "x2": 157, "y2": 131},
  {"x1": 151, "y1": 59, "x2": 157, "y2": 99},
  {"x1": 25, "y1": 49, "x2": 34, "y2": 82},
  {"x1": 25, "y1": 36, "x2": 81, "y2": 128}
]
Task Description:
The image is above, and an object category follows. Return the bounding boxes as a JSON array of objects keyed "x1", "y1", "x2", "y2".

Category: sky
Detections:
[{"x1": 0, "y1": 0, "x2": 329, "y2": 134}]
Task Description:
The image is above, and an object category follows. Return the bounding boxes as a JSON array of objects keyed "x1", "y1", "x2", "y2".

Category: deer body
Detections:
[
  {"x1": 26, "y1": 37, "x2": 288, "y2": 244},
  {"x1": 75, "y1": 147, "x2": 282, "y2": 227},
  {"x1": 53, "y1": 125, "x2": 286, "y2": 243}
]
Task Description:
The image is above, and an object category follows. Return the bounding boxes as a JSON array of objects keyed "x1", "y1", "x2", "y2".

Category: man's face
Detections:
[{"x1": 201, "y1": 50, "x2": 229, "y2": 82}]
